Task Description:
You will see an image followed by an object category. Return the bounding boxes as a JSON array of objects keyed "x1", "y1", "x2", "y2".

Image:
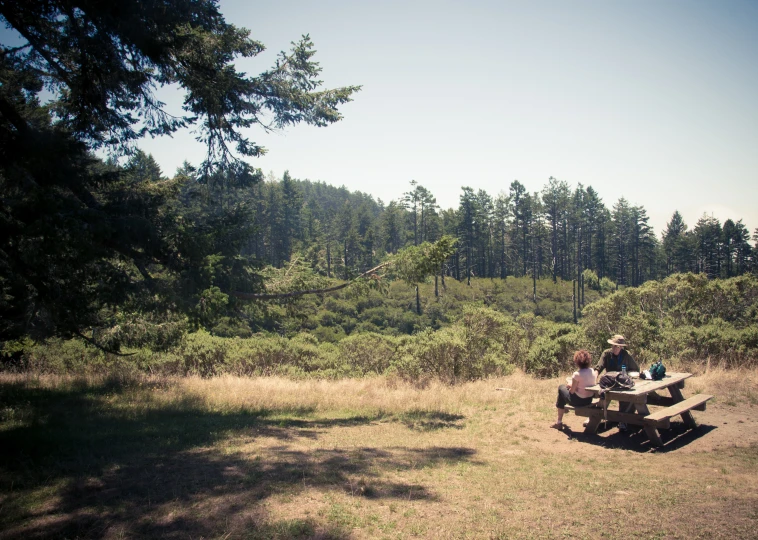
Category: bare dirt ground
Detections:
[{"x1": 536, "y1": 400, "x2": 758, "y2": 454}]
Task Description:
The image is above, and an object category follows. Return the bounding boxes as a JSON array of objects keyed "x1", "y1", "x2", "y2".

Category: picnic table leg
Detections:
[
  {"x1": 635, "y1": 402, "x2": 664, "y2": 447},
  {"x1": 668, "y1": 384, "x2": 698, "y2": 428},
  {"x1": 643, "y1": 425, "x2": 664, "y2": 446},
  {"x1": 584, "y1": 414, "x2": 602, "y2": 434}
]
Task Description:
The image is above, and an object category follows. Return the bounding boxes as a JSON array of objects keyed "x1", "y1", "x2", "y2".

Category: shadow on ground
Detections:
[
  {"x1": 0, "y1": 380, "x2": 476, "y2": 539},
  {"x1": 558, "y1": 421, "x2": 717, "y2": 453}
]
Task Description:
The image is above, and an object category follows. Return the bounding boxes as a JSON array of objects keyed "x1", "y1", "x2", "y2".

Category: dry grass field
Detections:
[{"x1": 1, "y1": 366, "x2": 757, "y2": 539}]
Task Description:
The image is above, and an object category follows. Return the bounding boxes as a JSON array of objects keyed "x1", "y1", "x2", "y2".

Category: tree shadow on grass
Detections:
[
  {"x1": 0, "y1": 380, "x2": 476, "y2": 539},
  {"x1": 396, "y1": 409, "x2": 465, "y2": 431},
  {"x1": 562, "y1": 421, "x2": 717, "y2": 453}
]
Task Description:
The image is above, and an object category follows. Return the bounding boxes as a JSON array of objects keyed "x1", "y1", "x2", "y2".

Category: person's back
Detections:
[
  {"x1": 552, "y1": 350, "x2": 596, "y2": 430},
  {"x1": 572, "y1": 367, "x2": 596, "y2": 399}
]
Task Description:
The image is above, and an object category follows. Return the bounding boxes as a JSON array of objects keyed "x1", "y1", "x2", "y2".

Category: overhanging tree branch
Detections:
[
  {"x1": 74, "y1": 330, "x2": 137, "y2": 356},
  {"x1": 232, "y1": 262, "x2": 390, "y2": 300}
]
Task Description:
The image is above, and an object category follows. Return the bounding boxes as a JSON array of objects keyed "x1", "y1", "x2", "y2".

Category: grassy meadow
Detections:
[{"x1": 1, "y1": 367, "x2": 756, "y2": 539}]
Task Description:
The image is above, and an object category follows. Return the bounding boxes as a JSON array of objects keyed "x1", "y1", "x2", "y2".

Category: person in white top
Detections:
[{"x1": 552, "y1": 349, "x2": 597, "y2": 430}]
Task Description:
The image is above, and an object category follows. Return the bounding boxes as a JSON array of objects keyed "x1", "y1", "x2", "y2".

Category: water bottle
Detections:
[{"x1": 621, "y1": 364, "x2": 627, "y2": 377}]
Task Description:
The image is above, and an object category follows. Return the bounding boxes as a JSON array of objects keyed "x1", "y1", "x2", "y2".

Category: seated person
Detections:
[
  {"x1": 596, "y1": 334, "x2": 639, "y2": 375},
  {"x1": 552, "y1": 349, "x2": 597, "y2": 430},
  {"x1": 594, "y1": 334, "x2": 639, "y2": 431}
]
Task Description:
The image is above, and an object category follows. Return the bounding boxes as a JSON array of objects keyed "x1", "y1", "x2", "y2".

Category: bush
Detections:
[
  {"x1": 336, "y1": 333, "x2": 398, "y2": 375},
  {"x1": 582, "y1": 273, "x2": 758, "y2": 367},
  {"x1": 393, "y1": 327, "x2": 465, "y2": 383},
  {"x1": 25, "y1": 338, "x2": 106, "y2": 374},
  {"x1": 599, "y1": 277, "x2": 616, "y2": 294},
  {"x1": 583, "y1": 269, "x2": 599, "y2": 291},
  {"x1": 524, "y1": 323, "x2": 586, "y2": 378}
]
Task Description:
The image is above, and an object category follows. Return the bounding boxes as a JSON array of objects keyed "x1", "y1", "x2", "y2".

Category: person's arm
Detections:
[
  {"x1": 568, "y1": 373, "x2": 579, "y2": 394},
  {"x1": 594, "y1": 353, "x2": 606, "y2": 381}
]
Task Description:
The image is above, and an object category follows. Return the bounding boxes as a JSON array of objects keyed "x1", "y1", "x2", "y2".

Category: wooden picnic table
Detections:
[{"x1": 567, "y1": 372, "x2": 712, "y2": 446}]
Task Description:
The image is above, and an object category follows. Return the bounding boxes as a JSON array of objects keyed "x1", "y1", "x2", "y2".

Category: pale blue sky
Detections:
[{"x1": 10, "y1": 0, "x2": 758, "y2": 236}]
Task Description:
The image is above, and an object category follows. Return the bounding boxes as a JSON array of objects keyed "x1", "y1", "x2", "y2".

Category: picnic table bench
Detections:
[{"x1": 564, "y1": 372, "x2": 712, "y2": 446}]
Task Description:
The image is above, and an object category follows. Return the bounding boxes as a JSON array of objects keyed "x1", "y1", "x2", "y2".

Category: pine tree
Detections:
[
  {"x1": 693, "y1": 215, "x2": 722, "y2": 278},
  {"x1": 663, "y1": 211, "x2": 690, "y2": 274},
  {"x1": 542, "y1": 177, "x2": 570, "y2": 282}
]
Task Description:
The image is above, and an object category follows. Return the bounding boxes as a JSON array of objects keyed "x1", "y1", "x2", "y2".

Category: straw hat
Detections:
[{"x1": 607, "y1": 334, "x2": 627, "y2": 347}]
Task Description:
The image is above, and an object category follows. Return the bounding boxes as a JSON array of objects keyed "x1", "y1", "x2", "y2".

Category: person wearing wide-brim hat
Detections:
[
  {"x1": 596, "y1": 335, "x2": 638, "y2": 374},
  {"x1": 593, "y1": 334, "x2": 640, "y2": 431}
]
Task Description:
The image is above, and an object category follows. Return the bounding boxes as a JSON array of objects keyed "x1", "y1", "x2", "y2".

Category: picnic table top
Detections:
[{"x1": 585, "y1": 372, "x2": 692, "y2": 397}]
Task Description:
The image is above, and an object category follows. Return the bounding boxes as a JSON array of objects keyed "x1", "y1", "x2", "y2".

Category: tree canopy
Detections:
[{"x1": 0, "y1": 0, "x2": 359, "y2": 346}]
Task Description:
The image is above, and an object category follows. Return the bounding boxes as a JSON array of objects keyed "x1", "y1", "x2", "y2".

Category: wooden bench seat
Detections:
[
  {"x1": 644, "y1": 394, "x2": 713, "y2": 429},
  {"x1": 564, "y1": 399, "x2": 602, "y2": 414}
]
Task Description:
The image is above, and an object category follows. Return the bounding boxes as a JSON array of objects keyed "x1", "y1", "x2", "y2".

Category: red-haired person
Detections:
[{"x1": 552, "y1": 349, "x2": 597, "y2": 429}]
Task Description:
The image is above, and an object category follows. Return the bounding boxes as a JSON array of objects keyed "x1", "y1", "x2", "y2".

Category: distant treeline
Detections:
[{"x1": 240, "y1": 169, "x2": 755, "y2": 286}]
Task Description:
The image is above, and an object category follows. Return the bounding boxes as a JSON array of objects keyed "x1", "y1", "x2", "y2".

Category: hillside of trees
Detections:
[{"x1": 250, "y1": 171, "x2": 756, "y2": 287}]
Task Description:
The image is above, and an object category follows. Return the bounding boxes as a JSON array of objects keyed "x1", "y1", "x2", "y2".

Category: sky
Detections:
[{"x1": 8, "y1": 0, "x2": 758, "y2": 236}]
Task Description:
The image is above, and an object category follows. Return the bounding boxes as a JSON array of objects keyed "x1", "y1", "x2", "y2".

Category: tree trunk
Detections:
[
  {"x1": 532, "y1": 237, "x2": 537, "y2": 304},
  {"x1": 344, "y1": 240, "x2": 349, "y2": 280},
  {"x1": 573, "y1": 279, "x2": 577, "y2": 324},
  {"x1": 467, "y1": 245, "x2": 471, "y2": 286}
]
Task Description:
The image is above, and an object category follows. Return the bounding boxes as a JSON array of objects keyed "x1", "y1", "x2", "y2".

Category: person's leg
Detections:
[
  {"x1": 568, "y1": 394, "x2": 593, "y2": 408},
  {"x1": 618, "y1": 400, "x2": 634, "y2": 431},
  {"x1": 554, "y1": 385, "x2": 571, "y2": 426}
]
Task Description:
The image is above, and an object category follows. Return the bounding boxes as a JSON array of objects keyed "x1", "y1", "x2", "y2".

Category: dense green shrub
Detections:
[
  {"x1": 599, "y1": 277, "x2": 617, "y2": 294},
  {"x1": 7, "y1": 273, "x2": 757, "y2": 380},
  {"x1": 25, "y1": 338, "x2": 106, "y2": 374},
  {"x1": 582, "y1": 269, "x2": 600, "y2": 291},
  {"x1": 392, "y1": 327, "x2": 465, "y2": 383},
  {"x1": 524, "y1": 323, "x2": 587, "y2": 377},
  {"x1": 336, "y1": 333, "x2": 398, "y2": 375},
  {"x1": 390, "y1": 306, "x2": 518, "y2": 383},
  {"x1": 582, "y1": 273, "x2": 758, "y2": 367}
]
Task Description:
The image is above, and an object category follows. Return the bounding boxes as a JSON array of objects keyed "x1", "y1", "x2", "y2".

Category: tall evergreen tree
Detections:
[
  {"x1": 458, "y1": 187, "x2": 478, "y2": 284},
  {"x1": 381, "y1": 200, "x2": 405, "y2": 254},
  {"x1": 663, "y1": 211, "x2": 691, "y2": 274},
  {"x1": 693, "y1": 214, "x2": 722, "y2": 278},
  {"x1": 611, "y1": 197, "x2": 632, "y2": 286},
  {"x1": 475, "y1": 189, "x2": 495, "y2": 277},
  {"x1": 493, "y1": 192, "x2": 512, "y2": 279},
  {"x1": 542, "y1": 177, "x2": 570, "y2": 282},
  {"x1": 509, "y1": 180, "x2": 531, "y2": 277},
  {"x1": 279, "y1": 171, "x2": 303, "y2": 264}
]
